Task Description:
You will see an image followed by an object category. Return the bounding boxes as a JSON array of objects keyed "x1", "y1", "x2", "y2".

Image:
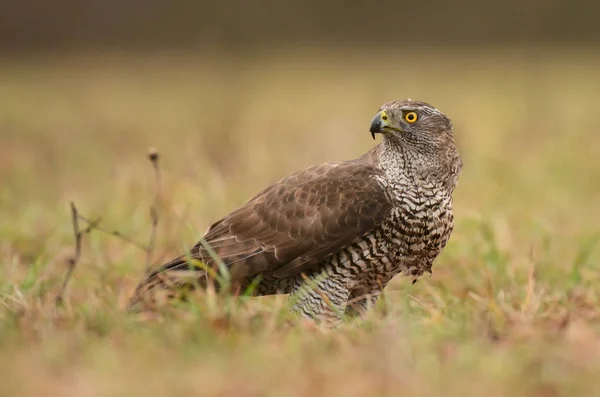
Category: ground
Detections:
[{"x1": 1, "y1": 49, "x2": 600, "y2": 396}]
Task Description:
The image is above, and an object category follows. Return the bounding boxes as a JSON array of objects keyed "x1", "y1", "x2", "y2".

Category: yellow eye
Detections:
[{"x1": 404, "y1": 111, "x2": 418, "y2": 123}]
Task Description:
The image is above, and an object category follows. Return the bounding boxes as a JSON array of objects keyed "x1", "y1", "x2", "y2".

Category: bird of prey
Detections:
[{"x1": 131, "y1": 99, "x2": 462, "y2": 323}]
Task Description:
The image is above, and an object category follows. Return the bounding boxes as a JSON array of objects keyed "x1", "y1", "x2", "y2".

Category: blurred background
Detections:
[
  {"x1": 2, "y1": 3, "x2": 600, "y2": 396},
  {"x1": 2, "y1": 0, "x2": 600, "y2": 52},
  {"x1": 1, "y1": 0, "x2": 599, "y2": 282}
]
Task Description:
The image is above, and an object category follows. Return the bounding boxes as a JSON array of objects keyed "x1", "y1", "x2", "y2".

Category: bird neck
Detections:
[{"x1": 378, "y1": 136, "x2": 462, "y2": 193}]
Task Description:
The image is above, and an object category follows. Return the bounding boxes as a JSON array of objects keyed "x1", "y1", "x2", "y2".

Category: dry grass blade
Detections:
[
  {"x1": 77, "y1": 214, "x2": 147, "y2": 251},
  {"x1": 55, "y1": 202, "x2": 82, "y2": 307},
  {"x1": 146, "y1": 147, "x2": 162, "y2": 274}
]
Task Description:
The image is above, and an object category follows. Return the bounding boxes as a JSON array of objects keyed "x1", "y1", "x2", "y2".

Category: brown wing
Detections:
[{"x1": 141, "y1": 160, "x2": 393, "y2": 290}]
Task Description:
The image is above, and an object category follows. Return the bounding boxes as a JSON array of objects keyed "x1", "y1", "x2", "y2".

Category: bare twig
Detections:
[
  {"x1": 55, "y1": 202, "x2": 82, "y2": 307},
  {"x1": 77, "y1": 213, "x2": 147, "y2": 251},
  {"x1": 80, "y1": 216, "x2": 102, "y2": 234},
  {"x1": 58, "y1": 149, "x2": 164, "y2": 308},
  {"x1": 146, "y1": 147, "x2": 162, "y2": 274}
]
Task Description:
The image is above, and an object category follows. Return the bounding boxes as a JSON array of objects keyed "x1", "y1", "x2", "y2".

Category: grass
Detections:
[{"x1": 1, "y1": 48, "x2": 600, "y2": 396}]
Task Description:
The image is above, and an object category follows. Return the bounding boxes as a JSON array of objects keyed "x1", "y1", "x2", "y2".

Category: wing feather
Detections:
[{"x1": 140, "y1": 158, "x2": 393, "y2": 290}]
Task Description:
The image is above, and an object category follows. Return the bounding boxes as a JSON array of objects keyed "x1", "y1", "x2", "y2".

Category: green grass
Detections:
[{"x1": 1, "y1": 49, "x2": 600, "y2": 396}]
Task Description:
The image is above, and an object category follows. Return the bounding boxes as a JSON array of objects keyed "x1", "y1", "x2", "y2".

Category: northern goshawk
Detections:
[{"x1": 131, "y1": 99, "x2": 463, "y2": 322}]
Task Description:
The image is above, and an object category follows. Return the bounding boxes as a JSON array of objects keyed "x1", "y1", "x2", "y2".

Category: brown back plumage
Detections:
[{"x1": 135, "y1": 149, "x2": 393, "y2": 295}]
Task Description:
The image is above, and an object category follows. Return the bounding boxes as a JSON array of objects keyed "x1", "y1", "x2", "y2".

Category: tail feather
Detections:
[{"x1": 128, "y1": 255, "x2": 208, "y2": 309}]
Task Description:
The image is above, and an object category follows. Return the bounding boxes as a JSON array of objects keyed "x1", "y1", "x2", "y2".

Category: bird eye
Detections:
[{"x1": 404, "y1": 111, "x2": 418, "y2": 123}]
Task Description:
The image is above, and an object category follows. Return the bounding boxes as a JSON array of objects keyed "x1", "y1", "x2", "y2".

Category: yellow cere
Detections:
[{"x1": 380, "y1": 111, "x2": 389, "y2": 121}]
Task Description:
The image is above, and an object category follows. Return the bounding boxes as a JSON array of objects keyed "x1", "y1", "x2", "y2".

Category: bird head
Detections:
[
  {"x1": 370, "y1": 99, "x2": 462, "y2": 187},
  {"x1": 369, "y1": 99, "x2": 453, "y2": 146}
]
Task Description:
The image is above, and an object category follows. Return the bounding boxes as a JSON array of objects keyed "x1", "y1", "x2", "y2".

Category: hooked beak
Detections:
[{"x1": 369, "y1": 110, "x2": 389, "y2": 140}]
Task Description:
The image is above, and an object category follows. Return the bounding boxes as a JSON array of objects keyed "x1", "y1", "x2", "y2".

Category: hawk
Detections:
[{"x1": 131, "y1": 99, "x2": 463, "y2": 322}]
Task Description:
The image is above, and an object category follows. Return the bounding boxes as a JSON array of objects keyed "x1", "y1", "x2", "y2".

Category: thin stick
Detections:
[
  {"x1": 55, "y1": 202, "x2": 82, "y2": 307},
  {"x1": 77, "y1": 213, "x2": 147, "y2": 251},
  {"x1": 58, "y1": 149, "x2": 164, "y2": 308},
  {"x1": 146, "y1": 147, "x2": 161, "y2": 274}
]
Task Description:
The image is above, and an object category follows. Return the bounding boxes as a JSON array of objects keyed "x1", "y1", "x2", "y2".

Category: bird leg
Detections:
[
  {"x1": 344, "y1": 289, "x2": 383, "y2": 318},
  {"x1": 344, "y1": 273, "x2": 394, "y2": 318},
  {"x1": 289, "y1": 268, "x2": 351, "y2": 325}
]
